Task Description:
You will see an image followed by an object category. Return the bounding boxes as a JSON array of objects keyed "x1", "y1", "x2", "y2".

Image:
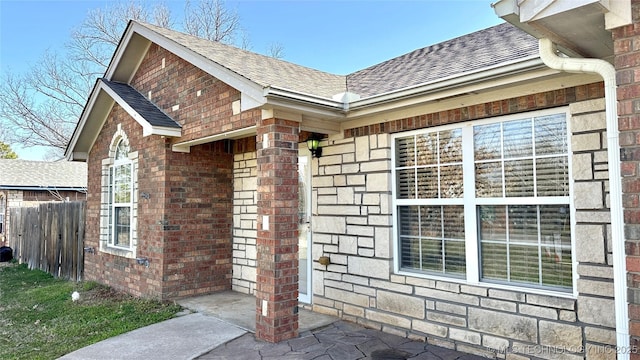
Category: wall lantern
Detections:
[
  {"x1": 306, "y1": 134, "x2": 323, "y2": 158},
  {"x1": 136, "y1": 257, "x2": 150, "y2": 268}
]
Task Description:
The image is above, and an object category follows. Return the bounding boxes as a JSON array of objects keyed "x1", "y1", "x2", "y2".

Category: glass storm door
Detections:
[{"x1": 298, "y1": 150, "x2": 312, "y2": 303}]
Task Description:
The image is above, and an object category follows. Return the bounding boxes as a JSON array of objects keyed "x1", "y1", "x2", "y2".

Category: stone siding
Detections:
[
  {"x1": 310, "y1": 95, "x2": 616, "y2": 359},
  {"x1": 232, "y1": 143, "x2": 258, "y2": 295}
]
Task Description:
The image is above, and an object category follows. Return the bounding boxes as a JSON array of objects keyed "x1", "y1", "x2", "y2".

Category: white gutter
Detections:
[{"x1": 538, "y1": 38, "x2": 629, "y2": 358}]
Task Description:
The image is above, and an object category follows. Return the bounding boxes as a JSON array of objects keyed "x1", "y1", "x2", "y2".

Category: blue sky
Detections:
[{"x1": 0, "y1": 0, "x2": 502, "y2": 159}]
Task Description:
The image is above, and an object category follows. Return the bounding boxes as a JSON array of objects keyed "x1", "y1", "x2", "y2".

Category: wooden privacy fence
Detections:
[{"x1": 9, "y1": 201, "x2": 86, "y2": 281}]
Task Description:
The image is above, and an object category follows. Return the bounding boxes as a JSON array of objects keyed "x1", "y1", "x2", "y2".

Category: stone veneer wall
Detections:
[
  {"x1": 232, "y1": 148, "x2": 258, "y2": 295},
  {"x1": 308, "y1": 98, "x2": 616, "y2": 360}
]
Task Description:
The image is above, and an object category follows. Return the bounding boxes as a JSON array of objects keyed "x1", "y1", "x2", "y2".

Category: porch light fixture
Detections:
[
  {"x1": 306, "y1": 134, "x2": 323, "y2": 158},
  {"x1": 136, "y1": 257, "x2": 150, "y2": 268}
]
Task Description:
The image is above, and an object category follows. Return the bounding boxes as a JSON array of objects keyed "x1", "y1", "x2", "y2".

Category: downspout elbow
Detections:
[
  {"x1": 538, "y1": 38, "x2": 616, "y2": 84},
  {"x1": 539, "y1": 37, "x2": 628, "y2": 357}
]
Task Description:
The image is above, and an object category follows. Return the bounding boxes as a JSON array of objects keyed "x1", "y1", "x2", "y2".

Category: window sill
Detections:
[
  {"x1": 100, "y1": 244, "x2": 136, "y2": 259},
  {"x1": 396, "y1": 269, "x2": 577, "y2": 299}
]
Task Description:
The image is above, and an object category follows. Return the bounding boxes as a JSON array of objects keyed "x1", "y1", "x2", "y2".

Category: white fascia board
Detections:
[
  {"x1": 142, "y1": 126, "x2": 182, "y2": 137},
  {"x1": 605, "y1": 0, "x2": 632, "y2": 29},
  {"x1": 241, "y1": 92, "x2": 264, "y2": 111},
  {"x1": 264, "y1": 87, "x2": 346, "y2": 119},
  {"x1": 70, "y1": 152, "x2": 89, "y2": 161},
  {"x1": 266, "y1": 87, "x2": 344, "y2": 109},
  {"x1": 172, "y1": 126, "x2": 257, "y2": 153},
  {"x1": 300, "y1": 118, "x2": 341, "y2": 135},
  {"x1": 104, "y1": 23, "x2": 144, "y2": 81},
  {"x1": 129, "y1": 23, "x2": 266, "y2": 108},
  {"x1": 349, "y1": 56, "x2": 545, "y2": 111},
  {"x1": 64, "y1": 80, "x2": 106, "y2": 161}
]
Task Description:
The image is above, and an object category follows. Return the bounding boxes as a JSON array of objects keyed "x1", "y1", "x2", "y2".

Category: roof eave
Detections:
[
  {"x1": 348, "y1": 56, "x2": 546, "y2": 112},
  {"x1": 100, "y1": 80, "x2": 182, "y2": 137},
  {"x1": 116, "y1": 21, "x2": 267, "y2": 112},
  {"x1": 492, "y1": 0, "x2": 631, "y2": 61},
  {"x1": 264, "y1": 87, "x2": 347, "y2": 119},
  {"x1": 65, "y1": 80, "x2": 108, "y2": 162}
]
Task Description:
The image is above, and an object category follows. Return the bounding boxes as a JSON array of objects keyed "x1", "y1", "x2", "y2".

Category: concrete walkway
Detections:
[
  {"x1": 59, "y1": 312, "x2": 246, "y2": 360},
  {"x1": 59, "y1": 291, "x2": 486, "y2": 360}
]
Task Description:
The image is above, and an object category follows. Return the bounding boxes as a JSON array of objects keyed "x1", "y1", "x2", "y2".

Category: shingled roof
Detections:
[
  {"x1": 0, "y1": 159, "x2": 87, "y2": 189},
  {"x1": 140, "y1": 22, "x2": 347, "y2": 99},
  {"x1": 66, "y1": 20, "x2": 544, "y2": 160},
  {"x1": 101, "y1": 79, "x2": 180, "y2": 129},
  {"x1": 346, "y1": 22, "x2": 539, "y2": 98},
  {"x1": 137, "y1": 21, "x2": 537, "y2": 101}
]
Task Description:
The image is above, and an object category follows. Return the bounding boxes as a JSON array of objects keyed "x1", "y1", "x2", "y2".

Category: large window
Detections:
[
  {"x1": 109, "y1": 139, "x2": 132, "y2": 248},
  {"x1": 393, "y1": 109, "x2": 572, "y2": 292}
]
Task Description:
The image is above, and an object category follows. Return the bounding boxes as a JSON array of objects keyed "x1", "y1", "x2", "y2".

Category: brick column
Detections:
[
  {"x1": 255, "y1": 117, "x2": 299, "y2": 342},
  {"x1": 613, "y1": 0, "x2": 640, "y2": 355}
]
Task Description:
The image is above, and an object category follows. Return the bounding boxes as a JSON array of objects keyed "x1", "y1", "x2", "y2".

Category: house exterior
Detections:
[
  {"x1": 65, "y1": 1, "x2": 638, "y2": 358},
  {"x1": 0, "y1": 159, "x2": 87, "y2": 243}
]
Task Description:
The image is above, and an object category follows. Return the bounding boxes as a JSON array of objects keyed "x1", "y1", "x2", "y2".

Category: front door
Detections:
[{"x1": 298, "y1": 150, "x2": 312, "y2": 303}]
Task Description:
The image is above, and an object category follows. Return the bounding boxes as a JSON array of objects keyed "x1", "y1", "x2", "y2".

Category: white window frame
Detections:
[
  {"x1": 100, "y1": 124, "x2": 138, "y2": 259},
  {"x1": 109, "y1": 139, "x2": 133, "y2": 249},
  {"x1": 392, "y1": 107, "x2": 576, "y2": 297}
]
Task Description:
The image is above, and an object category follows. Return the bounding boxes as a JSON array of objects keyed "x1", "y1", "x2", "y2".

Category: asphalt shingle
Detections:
[
  {"x1": 138, "y1": 22, "x2": 347, "y2": 99},
  {"x1": 346, "y1": 23, "x2": 539, "y2": 98},
  {"x1": 136, "y1": 21, "x2": 537, "y2": 102},
  {"x1": 101, "y1": 79, "x2": 181, "y2": 129},
  {"x1": 0, "y1": 159, "x2": 87, "y2": 189}
]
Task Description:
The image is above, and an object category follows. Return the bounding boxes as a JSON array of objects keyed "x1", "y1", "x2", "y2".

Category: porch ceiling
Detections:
[{"x1": 493, "y1": 0, "x2": 631, "y2": 62}]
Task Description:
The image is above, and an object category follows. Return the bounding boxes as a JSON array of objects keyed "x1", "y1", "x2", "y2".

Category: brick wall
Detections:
[
  {"x1": 308, "y1": 90, "x2": 616, "y2": 359},
  {"x1": 131, "y1": 43, "x2": 259, "y2": 142},
  {"x1": 84, "y1": 104, "x2": 151, "y2": 296},
  {"x1": 21, "y1": 190, "x2": 85, "y2": 202},
  {"x1": 160, "y1": 142, "x2": 234, "y2": 299},
  {"x1": 84, "y1": 41, "x2": 254, "y2": 299},
  {"x1": 254, "y1": 117, "x2": 300, "y2": 342},
  {"x1": 612, "y1": 0, "x2": 640, "y2": 356}
]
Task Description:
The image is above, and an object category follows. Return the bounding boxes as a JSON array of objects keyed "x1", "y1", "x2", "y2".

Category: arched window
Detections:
[{"x1": 109, "y1": 138, "x2": 133, "y2": 248}]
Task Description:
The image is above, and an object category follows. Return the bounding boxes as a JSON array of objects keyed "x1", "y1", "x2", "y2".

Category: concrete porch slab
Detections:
[{"x1": 177, "y1": 291, "x2": 338, "y2": 333}]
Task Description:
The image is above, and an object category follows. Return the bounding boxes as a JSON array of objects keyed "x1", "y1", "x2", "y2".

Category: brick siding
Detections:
[
  {"x1": 254, "y1": 117, "x2": 300, "y2": 342},
  {"x1": 612, "y1": 0, "x2": 640, "y2": 357},
  {"x1": 84, "y1": 41, "x2": 258, "y2": 299}
]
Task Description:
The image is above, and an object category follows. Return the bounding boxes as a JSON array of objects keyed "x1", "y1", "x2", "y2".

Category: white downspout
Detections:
[{"x1": 538, "y1": 38, "x2": 629, "y2": 358}]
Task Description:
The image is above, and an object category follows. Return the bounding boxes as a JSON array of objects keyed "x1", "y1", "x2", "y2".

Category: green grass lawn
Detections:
[{"x1": 0, "y1": 262, "x2": 183, "y2": 360}]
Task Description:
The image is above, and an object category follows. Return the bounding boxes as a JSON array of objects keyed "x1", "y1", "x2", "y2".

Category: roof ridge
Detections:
[{"x1": 133, "y1": 20, "x2": 342, "y2": 78}]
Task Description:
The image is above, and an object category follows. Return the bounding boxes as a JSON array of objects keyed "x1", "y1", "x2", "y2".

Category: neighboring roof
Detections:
[
  {"x1": 347, "y1": 23, "x2": 539, "y2": 98},
  {"x1": 139, "y1": 22, "x2": 347, "y2": 99},
  {"x1": 101, "y1": 79, "x2": 181, "y2": 129},
  {"x1": 0, "y1": 160, "x2": 87, "y2": 189}
]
